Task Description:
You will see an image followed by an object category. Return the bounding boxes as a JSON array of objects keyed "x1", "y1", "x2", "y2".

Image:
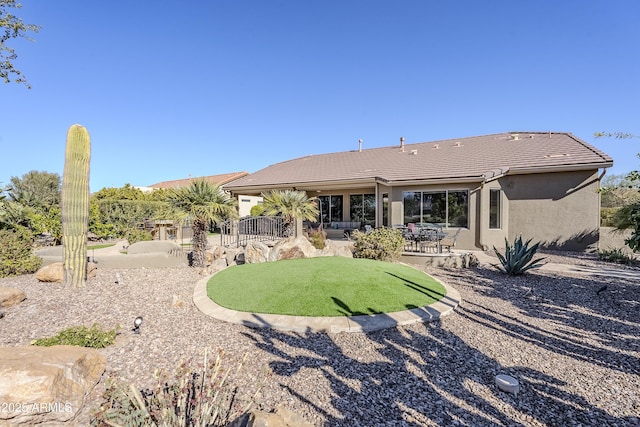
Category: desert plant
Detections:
[
  {"x1": 493, "y1": 236, "x2": 546, "y2": 275},
  {"x1": 162, "y1": 179, "x2": 237, "y2": 268},
  {"x1": 93, "y1": 349, "x2": 264, "y2": 427},
  {"x1": 261, "y1": 190, "x2": 319, "y2": 237},
  {"x1": 61, "y1": 124, "x2": 91, "y2": 288},
  {"x1": 307, "y1": 226, "x2": 327, "y2": 249},
  {"x1": 0, "y1": 226, "x2": 42, "y2": 277},
  {"x1": 249, "y1": 203, "x2": 265, "y2": 217},
  {"x1": 32, "y1": 323, "x2": 118, "y2": 348},
  {"x1": 598, "y1": 247, "x2": 635, "y2": 265},
  {"x1": 125, "y1": 228, "x2": 153, "y2": 245},
  {"x1": 352, "y1": 227, "x2": 404, "y2": 261}
]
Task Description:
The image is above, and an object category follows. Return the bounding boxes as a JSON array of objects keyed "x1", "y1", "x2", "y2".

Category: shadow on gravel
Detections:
[
  {"x1": 451, "y1": 266, "x2": 640, "y2": 377},
  {"x1": 240, "y1": 293, "x2": 637, "y2": 426}
]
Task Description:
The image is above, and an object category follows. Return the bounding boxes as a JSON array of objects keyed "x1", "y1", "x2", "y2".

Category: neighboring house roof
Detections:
[
  {"x1": 148, "y1": 172, "x2": 249, "y2": 189},
  {"x1": 225, "y1": 132, "x2": 613, "y2": 192}
]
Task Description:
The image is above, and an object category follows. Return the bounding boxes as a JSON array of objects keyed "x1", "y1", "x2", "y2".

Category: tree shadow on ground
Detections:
[
  {"x1": 240, "y1": 295, "x2": 637, "y2": 426},
  {"x1": 434, "y1": 265, "x2": 640, "y2": 377}
]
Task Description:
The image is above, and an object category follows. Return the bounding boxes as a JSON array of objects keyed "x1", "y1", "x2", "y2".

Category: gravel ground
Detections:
[{"x1": 1, "y1": 251, "x2": 639, "y2": 426}]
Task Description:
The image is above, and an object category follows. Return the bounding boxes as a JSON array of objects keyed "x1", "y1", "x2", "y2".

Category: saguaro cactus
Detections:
[{"x1": 61, "y1": 124, "x2": 91, "y2": 288}]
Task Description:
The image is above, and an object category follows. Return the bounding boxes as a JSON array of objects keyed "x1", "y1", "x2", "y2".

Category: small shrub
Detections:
[
  {"x1": 0, "y1": 227, "x2": 42, "y2": 278},
  {"x1": 32, "y1": 323, "x2": 119, "y2": 348},
  {"x1": 93, "y1": 349, "x2": 265, "y2": 427},
  {"x1": 601, "y1": 207, "x2": 621, "y2": 227},
  {"x1": 352, "y1": 227, "x2": 404, "y2": 261},
  {"x1": 307, "y1": 226, "x2": 327, "y2": 249},
  {"x1": 250, "y1": 204, "x2": 265, "y2": 217},
  {"x1": 125, "y1": 228, "x2": 153, "y2": 245},
  {"x1": 598, "y1": 247, "x2": 635, "y2": 265},
  {"x1": 493, "y1": 236, "x2": 546, "y2": 275}
]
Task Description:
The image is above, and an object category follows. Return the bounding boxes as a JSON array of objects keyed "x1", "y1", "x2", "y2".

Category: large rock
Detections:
[
  {"x1": 0, "y1": 287, "x2": 26, "y2": 308},
  {"x1": 35, "y1": 262, "x2": 63, "y2": 283},
  {"x1": 0, "y1": 345, "x2": 106, "y2": 425},
  {"x1": 225, "y1": 247, "x2": 244, "y2": 266},
  {"x1": 268, "y1": 236, "x2": 317, "y2": 262},
  {"x1": 35, "y1": 262, "x2": 97, "y2": 283},
  {"x1": 319, "y1": 240, "x2": 354, "y2": 258},
  {"x1": 244, "y1": 241, "x2": 270, "y2": 264}
]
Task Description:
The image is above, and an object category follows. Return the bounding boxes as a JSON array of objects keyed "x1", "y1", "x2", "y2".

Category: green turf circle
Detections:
[{"x1": 207, "y1": 257, "x2": 446, "y2": 317}]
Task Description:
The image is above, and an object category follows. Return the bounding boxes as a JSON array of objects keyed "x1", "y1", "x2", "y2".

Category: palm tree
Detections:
[
  {"x1": 163, "y1": 179, "x2": 237, "y2": 267},
  {"x1": 261, "y1": 190, "x2": 319, "y2": 236}
]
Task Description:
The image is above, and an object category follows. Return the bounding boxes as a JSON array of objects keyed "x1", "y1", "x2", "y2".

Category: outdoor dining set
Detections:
[{"x1": 394, "y1": 224, "x2": 460, "y2": 254}]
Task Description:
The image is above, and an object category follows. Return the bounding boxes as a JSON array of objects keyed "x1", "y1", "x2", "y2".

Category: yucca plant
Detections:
[{"x1": 492, "y1": 236, "x2": 546, "y2": 275}]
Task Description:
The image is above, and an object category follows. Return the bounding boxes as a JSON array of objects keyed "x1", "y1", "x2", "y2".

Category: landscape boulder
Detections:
[
  {"x1": 35, "y1": 262, "x2": 97, "y2": 283},
  {"x1": 268, "y1": 236, "x2": 317, "y2": 262},
  {"x1": 319, "y1": 240, "x2": 354, "y2": 258},
  {"x1": 0, "y1": 287, "x2": 26, "y2": 308},
  {"x1": 244, "y1": 241, "x2": 270, "y2": 264},
  {"x1": 0, "y1": 345, "x2": 106, "y2": 425}
]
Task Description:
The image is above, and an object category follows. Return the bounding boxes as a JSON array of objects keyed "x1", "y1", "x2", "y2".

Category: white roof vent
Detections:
[
  {"x1": 509, "y1": 134, "x2": 520, "y2": 141},
  {"x1": 411, "y1": 149, "x2": 418, "y2": 155}
]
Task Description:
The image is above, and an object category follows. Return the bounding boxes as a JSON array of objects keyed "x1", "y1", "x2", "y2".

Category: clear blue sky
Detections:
[{"x1": 2, "y1": 1, "x2": 639, "y2": 192}]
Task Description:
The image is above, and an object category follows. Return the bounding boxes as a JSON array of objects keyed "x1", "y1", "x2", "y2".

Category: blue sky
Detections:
[{"x1": 2, "y1": 1, "x2": 639, "y2": 192}]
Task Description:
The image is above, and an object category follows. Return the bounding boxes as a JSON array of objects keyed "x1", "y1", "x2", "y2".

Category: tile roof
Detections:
[
  {"x1": 225, "y1": 132, "x2": 613, "y2": 191},
  {"x1": 148, "y1": 172, "x2": 249, "y2": 189}
]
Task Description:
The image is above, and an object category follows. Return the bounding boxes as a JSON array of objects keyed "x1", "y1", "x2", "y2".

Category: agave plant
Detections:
[{"x1": 493, "y1": 235, "x2": 546, "y2": 275}]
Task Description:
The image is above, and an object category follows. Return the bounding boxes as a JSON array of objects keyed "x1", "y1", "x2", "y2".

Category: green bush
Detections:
[
  {"x1": 352, "y1": 227, "x2": 404, "y2": 261},
  {"x1": 0, "y1": 227, "x2": 42, "y2": 278},
  {"x1": 307, "y1": 226, "x2": 327, "y2": 249},
  {"x1": 250, "y1": 204, "x2": 265, "y2": 216},
  {"x1": 93, "y1": 349, "x2": 262, "y2": 426},
  {"x1": 32, "y1": 323, "x2": 119, "y2": 348},
  {"x1": 598, "y1": 247, "x2": 635, "y2": 265},
  {"x1": 124, "y1": 228, "x2": 153, "y2": 245},
  {"x1": 493, "y1": 236, "x2": 546, "y2": 275},
  {"x1": 601, "y1": 207, "x2": 621, "y2": 227}
]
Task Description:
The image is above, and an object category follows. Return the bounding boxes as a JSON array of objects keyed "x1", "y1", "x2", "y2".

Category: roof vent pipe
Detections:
[
  {"x1": 358, "y1": 139, "x2": 363, "y2": 152},
  {"x1": 400, "y1": 136, "x2": 405, "y2": 152}
]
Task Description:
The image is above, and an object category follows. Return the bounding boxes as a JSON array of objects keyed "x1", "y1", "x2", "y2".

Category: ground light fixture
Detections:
[{"x1": 133, "y1": 316, "x2": 143, "y2": 334}]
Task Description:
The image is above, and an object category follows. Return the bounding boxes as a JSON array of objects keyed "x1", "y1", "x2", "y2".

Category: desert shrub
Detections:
[
  {"x1": 93, "y1": 349, "x2": 264, "y2": 427},
  {"x1": 601, "y1": 207, "x2": 621, "y2": 227},
  {"x1": 0, "y1": 227, "x2": 42, "y2": 278},
  {"x1": 32, "y1": 323, "x2": 119, "y2": 348},
  {"x1": 307, "y1": 226, "x2": 327, "y2": 249},
  {"x1": 493, "y1": 236, "x2": 546, "y2": 275},
  {"x1": 125, "y1": 228, "x2": 153, "y2": 245},
  {"x1": 352, "y1": 227, "x2": 404, "y2": 261},
  {"x1": 598, "y1": 247, "x2": 635, "y2": 265},
  {"x1": 250, "y1": 204, "x2": 265, "y2": 217}
]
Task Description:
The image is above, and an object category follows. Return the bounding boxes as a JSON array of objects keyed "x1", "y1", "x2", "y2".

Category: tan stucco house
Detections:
[{"x1": 225, "y1": 132, "x2": 613, "y2": 251}]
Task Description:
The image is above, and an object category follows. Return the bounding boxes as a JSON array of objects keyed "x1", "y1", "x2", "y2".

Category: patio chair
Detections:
[
  {"x1": 417, "y1": 229, "x2": 438, "y2": 253},
  {"x1": 440, "y1": 228, "x2": 461, "y2": 252}
]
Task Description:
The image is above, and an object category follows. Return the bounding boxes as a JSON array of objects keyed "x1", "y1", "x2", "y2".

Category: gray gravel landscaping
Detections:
[{"x1": 1, "y1": 250, "x2": 639, "y2": 426}]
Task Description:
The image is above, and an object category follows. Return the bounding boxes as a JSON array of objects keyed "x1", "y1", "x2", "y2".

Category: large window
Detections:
[
  {"x1": 350, "y1": 194, "x2": 375, "y2": 226},
  {"x1": 403, "y1": 190, "x2": 468, "y2": 228},
  {"x1": 318, "y1": 195, "x2": 343, "y2": 224},
  {"x1": 489, "y1": 189, "x2": 501, "y2": 229}
]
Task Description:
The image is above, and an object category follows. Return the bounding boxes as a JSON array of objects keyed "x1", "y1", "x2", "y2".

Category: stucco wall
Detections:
[{"x1": 501, "y1": 170, "x2": 601, "y2": 251}]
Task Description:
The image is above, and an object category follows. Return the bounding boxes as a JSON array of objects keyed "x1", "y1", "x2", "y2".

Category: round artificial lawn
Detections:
[{"x1": 207, "y1": 257, "x2": 446, "y2": 317}]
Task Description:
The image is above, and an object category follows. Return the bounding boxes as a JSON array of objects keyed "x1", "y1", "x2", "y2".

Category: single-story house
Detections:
[{"x1": 225, "y1": 132, "x2": 613, "y2": 251}]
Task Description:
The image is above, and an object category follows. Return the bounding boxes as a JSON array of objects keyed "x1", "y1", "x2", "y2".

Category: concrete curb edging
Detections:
[{"x1": 193, "y1": 271, "x2": 461, "y2": 333}]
